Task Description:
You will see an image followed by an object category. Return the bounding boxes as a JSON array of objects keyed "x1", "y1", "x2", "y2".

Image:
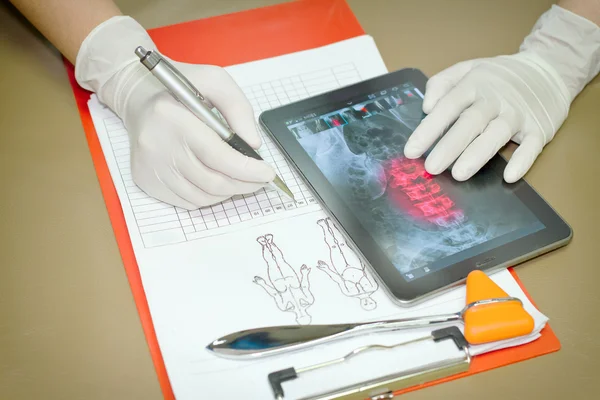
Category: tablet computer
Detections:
[{"x1": 258, "y1": 68, "x2": 572, "y2": 305}]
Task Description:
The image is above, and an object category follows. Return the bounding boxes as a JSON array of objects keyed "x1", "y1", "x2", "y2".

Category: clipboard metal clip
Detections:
[{"x1": 267, "y1": 326, "x2": 471, "y2": 400}]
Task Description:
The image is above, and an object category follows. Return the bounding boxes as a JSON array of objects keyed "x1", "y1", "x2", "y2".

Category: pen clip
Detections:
[{"x1": 158, "y1": 54, "x2": 206, "y2": 102}]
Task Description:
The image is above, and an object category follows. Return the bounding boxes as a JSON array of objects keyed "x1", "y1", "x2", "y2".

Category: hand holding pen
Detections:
[{"x1": 134, "y1": 47, "x2": 295, "y2": 205}]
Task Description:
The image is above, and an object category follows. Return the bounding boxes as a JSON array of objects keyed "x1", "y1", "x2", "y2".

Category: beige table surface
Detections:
[{"x1": 1, "y1": 0, "x2": 598, "y2": 399}]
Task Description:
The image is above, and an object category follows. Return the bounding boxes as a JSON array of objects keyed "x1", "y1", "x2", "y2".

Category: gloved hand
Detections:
[
  {"x1": 404, "y1": 5, "x2": 600, "y2": 183},
  {"x1": 75, "y1": 16, "x2": 275, "y2": 209}
]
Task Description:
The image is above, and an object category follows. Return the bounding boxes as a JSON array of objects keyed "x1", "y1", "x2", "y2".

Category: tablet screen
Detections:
[{"x1": 284, "y1": 82, "x2": 545, "y2": 281}]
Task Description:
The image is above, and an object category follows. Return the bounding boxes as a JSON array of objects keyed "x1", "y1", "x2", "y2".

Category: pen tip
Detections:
[{"x1": 272, "y1": 176, "x2": 295, "y2": 201}]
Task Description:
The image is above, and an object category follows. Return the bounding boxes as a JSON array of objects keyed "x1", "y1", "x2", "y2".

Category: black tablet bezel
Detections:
[{"x1": 259, "y1": 68, "x2": 572, "y2": 304}]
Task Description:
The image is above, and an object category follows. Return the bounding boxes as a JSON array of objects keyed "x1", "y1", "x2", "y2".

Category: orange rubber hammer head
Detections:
[{"x1": 463, "y1": 270, "x2": 535, "y2": 344}]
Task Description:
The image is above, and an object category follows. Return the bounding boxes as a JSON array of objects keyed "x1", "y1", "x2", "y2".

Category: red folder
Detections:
[{"x1": 63, "y1": 0, "x2": 560, "y2": 398}]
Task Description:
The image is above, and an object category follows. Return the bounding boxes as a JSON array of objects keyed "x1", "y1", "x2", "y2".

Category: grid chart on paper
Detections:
[{"x1": 102, "y1": 63, "x2": 363, "y2": 248}]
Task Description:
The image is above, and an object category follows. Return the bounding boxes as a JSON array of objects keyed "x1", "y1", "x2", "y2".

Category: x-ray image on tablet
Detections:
[
  {"x1": 259, "y1": 68, "x2": 571, "y2": 304},
  {"x1": 290, "y1": 87, "x2": 543, "y2": 279}
]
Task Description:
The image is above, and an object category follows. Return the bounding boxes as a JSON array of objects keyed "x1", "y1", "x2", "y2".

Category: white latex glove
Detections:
[
  {"x1": 404, "y1": 5, "x2": 600, "y2": 183},
  {"x1": 75, "y1": 16, "x2": 275, "y2": 209}
]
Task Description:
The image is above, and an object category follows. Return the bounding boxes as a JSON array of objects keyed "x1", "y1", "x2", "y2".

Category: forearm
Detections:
[
  {"x1": 517, "y1": 0, "x2": 600, "y2": 104},
  {"x1": 7, "y1": 0, "x2": 122, "y2": 63},
  {"x1": 558, "y1": 0, "x2": 600, "y2": 27}
]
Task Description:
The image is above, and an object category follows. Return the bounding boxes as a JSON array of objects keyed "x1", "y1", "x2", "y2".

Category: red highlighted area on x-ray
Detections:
[{"x1": 385, "y1": 157, "x2": 465, "y2": 228}]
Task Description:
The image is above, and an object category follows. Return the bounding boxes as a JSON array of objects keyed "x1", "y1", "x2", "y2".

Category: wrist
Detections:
[
  {"x1": 75, "y1": 15, "x2": 157, "y2": 114},
  {"x1": 518, "y1": 5, "x2": 600, "y2": 104}
]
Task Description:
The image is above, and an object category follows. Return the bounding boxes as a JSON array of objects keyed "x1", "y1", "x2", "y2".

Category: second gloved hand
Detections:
[
  {"x1": 404, "y1": 55, "x2": 566, "y2": 184},
  {"x1": 404, "y1": 5, "x2": 600, "y2": 183},
  {"x1": 76, "y1": 16, "x2": 275, "y2": 210}
]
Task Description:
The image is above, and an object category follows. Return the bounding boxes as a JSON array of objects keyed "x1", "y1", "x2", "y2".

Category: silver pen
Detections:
[{"x1": 134, "y1": 46, "x2": 295, "y2": 202}]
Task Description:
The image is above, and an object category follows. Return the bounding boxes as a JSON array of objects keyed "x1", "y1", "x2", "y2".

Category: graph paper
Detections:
[{"x1": 89, "y1": 63, "x2": 363, "y2": 248}]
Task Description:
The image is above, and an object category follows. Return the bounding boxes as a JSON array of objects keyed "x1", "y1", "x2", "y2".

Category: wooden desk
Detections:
[{"x1": 1, "y1": 1, "x2": 598, "y2": 398}]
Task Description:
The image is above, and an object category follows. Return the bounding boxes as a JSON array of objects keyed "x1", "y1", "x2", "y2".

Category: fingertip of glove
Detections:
[
  {"x1": 421, "y1": 99, "x2": 436, "y2": 114},
  {"x1": 403, "y1": 142, "x2": 423, "y2": 159},
  {"x1": 246, "y1": 134, "x2": 263, "y2": 150},
  {"x1": 423, "y1": 155, "x2": 445, "y2": 176},
  {"x1": 232, "y1": 117, "x2": 263, "y2": 149},
  {"x1": 451, "y1": 165, "x2": 473, "y2": 181},
  {"x1": 245, "y1": 157, "x2": 276, "y2": 182},
  {"x1": 503, "y1": 167, "x2": 522, "y2": 184},
  {"x1": 265, "y1": 164, "x2": 277, "y2": 182},
  {"x1": 503, "y1": 154, "x2": 530, "y2": 183}
]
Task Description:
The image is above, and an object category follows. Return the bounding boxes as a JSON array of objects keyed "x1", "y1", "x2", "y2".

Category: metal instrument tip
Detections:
[{"x1": 272, "y1": 175, "x2": 296, "y2": 202}]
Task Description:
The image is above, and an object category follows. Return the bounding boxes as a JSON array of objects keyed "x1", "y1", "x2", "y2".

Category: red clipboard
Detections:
[{"x1": 62, "y1": 0, "x2": 560, "y2": 398}]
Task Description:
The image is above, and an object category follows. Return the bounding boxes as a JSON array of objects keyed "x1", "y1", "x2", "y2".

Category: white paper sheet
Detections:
[{"x1": 86, "y1": 35, "x2": 548, "y2": 399}]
